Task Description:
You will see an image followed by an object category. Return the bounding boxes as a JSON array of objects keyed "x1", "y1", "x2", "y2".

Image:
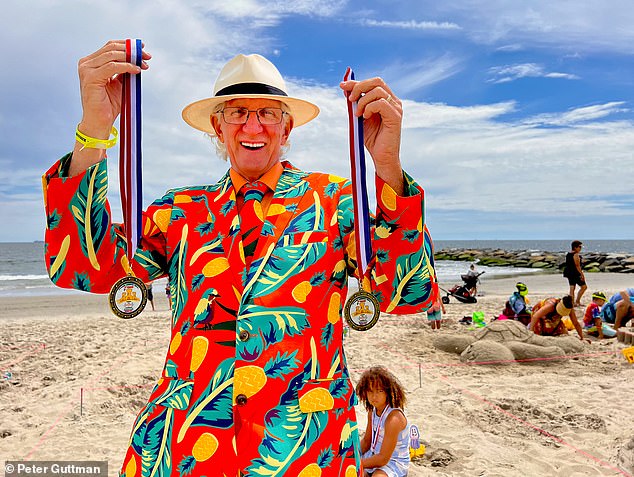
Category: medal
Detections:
[
  {"x1": 344, "y1": 284, "x2": 380, "y2": 331},
  {"x1": 343, "y1": 67, "x2": 380, "y2": 331},
  {"x1": 109, "y1": 274, "x2": 148, "y2": 319},
  {"x1": 108, "y1": 38, "x2": 146, "y2": 319}
]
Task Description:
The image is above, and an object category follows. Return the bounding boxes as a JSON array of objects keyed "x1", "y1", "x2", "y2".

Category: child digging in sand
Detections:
[
  {"x1": 357, "y1": 366, "x2": 410, "y2": 477},
  {"x1": 583, "y1": 291, "x2": 614, "y2": 339}
]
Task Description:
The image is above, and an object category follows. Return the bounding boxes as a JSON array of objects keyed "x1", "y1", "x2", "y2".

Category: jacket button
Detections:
[
  {"x1": 236, "y1": 394, "x2": 248, "y2": 406},
  {"x1": 238, "y1": 330, "x2": 250, "y2": 342}
]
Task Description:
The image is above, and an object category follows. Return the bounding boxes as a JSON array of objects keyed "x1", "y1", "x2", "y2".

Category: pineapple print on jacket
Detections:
[{"x1": 43, "y1": 156, "x2": 435, "y2": 476}]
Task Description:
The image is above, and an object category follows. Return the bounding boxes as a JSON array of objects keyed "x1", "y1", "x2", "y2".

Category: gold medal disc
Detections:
[
  {"x1": 109, "y1": 275, "x2": 147, "y2": 319},
  {"x1": 344, "y1": 289, "x2": 380, "y2": 331}
]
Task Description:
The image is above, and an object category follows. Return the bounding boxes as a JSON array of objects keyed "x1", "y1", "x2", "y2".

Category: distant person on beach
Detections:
[
  {"x1": 357, "y1": 366, "x2": 409, "y2": 477},
  {"x1": 165, "y1": 282, "x2": 171, "y2": 310},
  {"x1": 427, "y1": 291, "x2": 446, "y2": 330},
  {"x1": 563, "y1": 240, "x2": 587, "y2": 307},
  {"x1": 501, "y1": 282, "x2": 531, "y2": 325},
  {"x1": 465, "y1": 264, "x2": 479, "y2": 296},
  {"x1": 583, "y1": 291, "x2": 613, "y2": 338},
  {"x1": 529, "y1": 295, "x2": 584, "y2": 340},
  {"x1": 145, "y1": 281, "x2": 155, "y2": 311},
  {"x1": 601, "y1": 288, "x2": 634, "y2": 330}
]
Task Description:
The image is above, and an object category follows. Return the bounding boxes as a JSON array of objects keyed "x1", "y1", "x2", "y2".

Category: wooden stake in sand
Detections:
[{"x1": 80, "y1": 388, "x2": 83, "y2": 416}]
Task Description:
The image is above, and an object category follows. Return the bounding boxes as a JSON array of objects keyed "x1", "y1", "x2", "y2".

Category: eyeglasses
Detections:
[{"x1": 220, "y1": 107, "x2": 286, "y2": 125}]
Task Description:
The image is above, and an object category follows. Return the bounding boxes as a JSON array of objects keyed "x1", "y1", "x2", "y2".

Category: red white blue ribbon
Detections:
[
  {"x1": 119, "y1": 38, "x2": 143, "y2": 260},
  {"x1": 344, "y1": 67, "x2": 374, "y2": 284}
]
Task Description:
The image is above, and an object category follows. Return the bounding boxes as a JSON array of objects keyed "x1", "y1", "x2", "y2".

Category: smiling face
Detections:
[{"x1": 211, "y1": 98, "x2": 293, "y2": 181}]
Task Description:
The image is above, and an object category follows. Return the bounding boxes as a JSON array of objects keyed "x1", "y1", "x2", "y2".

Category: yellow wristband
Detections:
[{"x1": 75, "y1": 126, "x2": 118, "y2": 149}]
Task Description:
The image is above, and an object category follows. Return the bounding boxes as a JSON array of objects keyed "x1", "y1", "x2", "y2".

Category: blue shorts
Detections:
[
  {"x1": 362, "y1": 452, "x2": 408, "y2": 477},
  {"x1": 427, "y1": 310, "x2": 442, "y2": 321}
]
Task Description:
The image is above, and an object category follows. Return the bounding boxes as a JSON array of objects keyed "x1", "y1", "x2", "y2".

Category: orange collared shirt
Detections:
[{"x1": 230, "y1": 161, "x2": 284, "y2": 216}]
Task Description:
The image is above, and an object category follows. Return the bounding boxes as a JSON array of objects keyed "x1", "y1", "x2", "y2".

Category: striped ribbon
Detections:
[
  {"x1": 343, "y1": 67, "x2": 374, "y2": 285},
  {"x1": 119, "y1": 38, "x2": 143, "y2": 260}
]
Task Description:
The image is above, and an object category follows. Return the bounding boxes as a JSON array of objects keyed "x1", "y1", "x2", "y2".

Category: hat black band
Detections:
[{"x1": 215, "y1": 82, "x2": 288, "y2": 97}]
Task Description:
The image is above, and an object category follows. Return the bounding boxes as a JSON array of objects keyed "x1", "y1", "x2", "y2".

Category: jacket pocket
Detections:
[{"x1": 297, "y1": 377, "x2": 355, "y2": 413}]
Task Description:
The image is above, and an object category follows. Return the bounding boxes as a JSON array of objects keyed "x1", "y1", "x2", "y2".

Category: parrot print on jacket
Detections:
[{"x1": 42, "y1": 154, "x2": 436, "y2": 477}]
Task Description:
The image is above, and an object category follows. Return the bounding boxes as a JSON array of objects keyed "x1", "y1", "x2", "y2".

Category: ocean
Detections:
[{"x1": 2, "y1": 240, "x2": 633, "y2": 297}]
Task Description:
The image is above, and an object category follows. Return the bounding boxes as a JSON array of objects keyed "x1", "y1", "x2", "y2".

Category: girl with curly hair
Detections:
[{"x1": 356, "y1": 366, "x2": 409, "y2": 477}]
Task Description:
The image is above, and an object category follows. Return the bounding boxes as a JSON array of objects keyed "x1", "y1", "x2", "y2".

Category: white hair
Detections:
[{"x1": 207, "y1": 101, "x2": 292, "y2": 162}]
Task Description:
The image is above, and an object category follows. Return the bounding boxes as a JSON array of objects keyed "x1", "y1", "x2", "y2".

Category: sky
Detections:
[{"x1": 1, "y1": 0, "x2": 633, "y2": 242}]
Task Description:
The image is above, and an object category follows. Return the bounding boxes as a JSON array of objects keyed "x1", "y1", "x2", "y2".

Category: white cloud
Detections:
[
  {"x1": 524, "y1": 102, "x2": 629, "y2": 126},
  {"x1": 360, "y1": 19, "x2": 461, "y2": 31},
  {"x1": 488, "y1": 63, "x2": 579, "y2": 83},
  {"x1": 202, "y1": 0, "x2": 346, "y2": 23},
  {"x1": 380, "y1": 54, "x2": 465, "y2": 96},
  {"x1": 399, "y1": 1, "x2": 634, "y2": 53}
]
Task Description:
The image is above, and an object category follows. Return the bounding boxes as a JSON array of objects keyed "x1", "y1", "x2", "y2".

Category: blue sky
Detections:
[{"x1": 1, "y1": 0, "x2": 633, "y2": 241}]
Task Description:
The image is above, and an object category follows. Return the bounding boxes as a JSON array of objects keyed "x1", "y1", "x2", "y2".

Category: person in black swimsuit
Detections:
[{"x1": 563, "y1": 240, "x2": 587, "y2": 307}]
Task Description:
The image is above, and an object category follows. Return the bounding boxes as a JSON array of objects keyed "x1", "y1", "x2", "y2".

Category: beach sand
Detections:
[{"x1": 1, "y1": 272, "x2": 633, "y2": 476}]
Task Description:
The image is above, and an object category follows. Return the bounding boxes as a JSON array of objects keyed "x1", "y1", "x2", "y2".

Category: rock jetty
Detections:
[{"x1": 434, "y1": 248, "x2": 634, "y2": 273}]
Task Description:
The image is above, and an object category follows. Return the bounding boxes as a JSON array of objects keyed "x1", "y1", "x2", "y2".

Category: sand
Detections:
[{"x1": 1, "y1": 272, "x2": 633, "y2": 476}]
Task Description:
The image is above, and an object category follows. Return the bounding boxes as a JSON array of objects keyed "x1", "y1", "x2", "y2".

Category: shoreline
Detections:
[
  {"x1": 436, "y1": 247, "x2": 634, "y2": 273},
  {"x1": 2, "y1": 271, "x2": 631, "y2": 313}
]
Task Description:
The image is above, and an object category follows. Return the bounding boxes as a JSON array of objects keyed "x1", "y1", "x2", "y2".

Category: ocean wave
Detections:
[{"x1": 0, "y1": 274, "x2": 49, "y2": 281}]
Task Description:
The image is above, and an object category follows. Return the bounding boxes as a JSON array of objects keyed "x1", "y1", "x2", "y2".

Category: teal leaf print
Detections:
[
  {"x1": 263, "y1": 350, "x2": 299, "y2": 379},
  {"x1": 375, "y1": 249, "x2": 390, "y2": 263},
  {"x1": 150, "y1": 379, "x2": 193, "y2": 409},
  {"x1": 130, "y1": 412, "x2": 147, "y2": 455},
  {"x1": 324, "y1": 182, "x2": 340, "y2": 198},
  {"x1": 164, "y1": 360, "x2": 178, "y2": 378},
  {"x1": 195, "y1": 222, "x2": 215, "y2": 236},
  {"x1": 180, "y1": 359, "x2": 235, "y2": 436},
  {"x1": 250, "y1": 242, "x2": 325, "y2": 299},
  {"x1": 338, "y1": 418, "x2": 358, "y2": 456},
  {"x1": 320, "y1": 323, "x2": 334, "y2": 350},
  {"x1": 310, "y1": 271, "x2": 326, "y2": 286},
  {"x1": 71, "y1": 272, "x2": 91, "y2": 291},
  {"x1": 332, "y1": 236, "x2": 343, "y2": 251},
  {"x1": 141, "y1": 407, "x2": 174, "y2": 477},
  {"x1": 176, "y1": 455, "x2": 196, "y2": 476},
  {"x1": 135, "y1": 249, "x2": 167, "y2": 278},
  {"x1": 169, "y1": 228, "x2": 189, "y2": 321},
  {"x1": 329, "y1": 378, "x2": 349, "y2": 399},
  {"x1": 249, "y1": 363, "x2": 328, "y2": 476},
  {"x1": 48, "y1": 254, "x2": 66, "y2": 283},
  {"x1": 47, "y1": 209, "x2": 61, "y2": 230},
  {"x1": 402, "y1": 229, "x2": 420, "y2": 243},
  {"x1": 275, "y1": 173, "x2": 309, "y2": 198},
  {"x1": 171, "y1": 207, "x2": 186, "y2": 222},
  {"x1": 241, "y1": 305, "x2": 309, "y2": 348},
  {"x1": 220, "y1": 200, "x2": 235, "y2": 216},
  {"x1": 261, "y1": 220, "x2": 275, "y2": 237},
  {"x1": 391, "y1": 248, "x2": 432, "y2": 306},
  {"x1": 68, "y1": 163, "x2": 109, "y2": 270},
  {"x1": 286, "y1": 203, "x2": 324, "y2": 234},
  {"x1": 317, "y1": 446, "x2": 335, "y2": 468},
  {"x1": 191, "y1": 273, "x2": 205, "y2": 292}
]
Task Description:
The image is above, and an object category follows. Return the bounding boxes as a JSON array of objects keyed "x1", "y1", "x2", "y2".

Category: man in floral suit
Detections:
[{"x1": 43, "y1": 41, "x2": 435, "y2": 476}]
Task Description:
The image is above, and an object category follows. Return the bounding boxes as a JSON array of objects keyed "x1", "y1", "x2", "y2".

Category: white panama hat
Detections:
[{"x1": 182, "y1": 53, "x2": 320, "y2": 134}]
